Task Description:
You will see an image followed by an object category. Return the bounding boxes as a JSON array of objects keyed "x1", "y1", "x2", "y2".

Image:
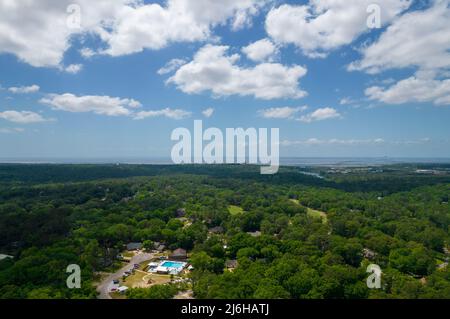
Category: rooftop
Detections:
[{"x1": 126, "y1": 242, "x2": 143, "y2": 251}]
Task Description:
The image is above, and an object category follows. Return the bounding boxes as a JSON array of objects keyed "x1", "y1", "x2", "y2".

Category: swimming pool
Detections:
[{"x1": 160, "y1": 261, "x2": 185, "y2": 270}]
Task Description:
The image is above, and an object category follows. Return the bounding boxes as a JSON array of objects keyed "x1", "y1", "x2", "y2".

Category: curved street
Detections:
[{"x1": 96, "y1": 252, "x2": 153, "y2": 299}]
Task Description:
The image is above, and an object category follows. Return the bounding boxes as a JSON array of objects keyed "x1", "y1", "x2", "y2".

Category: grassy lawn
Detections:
[
  {"x1": 122, "y1": 251, "x2": 135, "y2": 258},
  {"x1": 138, "y1": 260, "x2": 152, "y2": 271},
  {"x1": 111, "y1": 274, "x2": 173, "y2": 299},
  {"x1": 290, "y1": 199, "x2": 328, "y2": 224},
  {"x1": 119, "y1": 259, "x2": 174, "y2": 289},
  {"x1": 122, "y1": 271, "x2": 148, "y2": 288},
  {"x1": 228, "y1": 205, "x2": 244, "y2": 215},
  {"x1": 307, "y1": 208, "x2": 328, "y2": 224},
  {"x1": 142, "y1": 274, "x2": 172, "y2": 286}
]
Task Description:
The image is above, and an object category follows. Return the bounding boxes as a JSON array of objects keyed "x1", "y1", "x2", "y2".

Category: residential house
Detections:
[
  {"x1": 170, "y1": 248, "x2": 187, "y2": 260},
  {"x1": 126, "y1": 242, "x2": 143, "y2": 251}
]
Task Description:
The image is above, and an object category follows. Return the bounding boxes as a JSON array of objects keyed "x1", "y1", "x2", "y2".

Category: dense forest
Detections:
[{"x1": 0, "y1": 164, "x2": 449, "y2": 299}]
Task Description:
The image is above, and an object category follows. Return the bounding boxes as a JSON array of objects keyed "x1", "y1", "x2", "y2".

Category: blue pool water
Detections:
[{"x1": 161, "y1": 261, "x2": 185, "y2": 269}]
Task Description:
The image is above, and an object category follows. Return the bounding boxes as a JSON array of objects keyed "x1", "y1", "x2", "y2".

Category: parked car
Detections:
[{"x1": 113, "y1": 280, "x2": 119, "y2": 285}]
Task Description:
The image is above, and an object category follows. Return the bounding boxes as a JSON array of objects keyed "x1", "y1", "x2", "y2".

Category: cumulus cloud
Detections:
[
  {"x1": 39, "y1": 93, "x2": 192, "y2": 119},
  {"x1": 8, "y1": 85, "x2": 40, "y2": 94},
  {"x1": 349, "y1": 1, "x2": 450, "y2": 74},
  {"x1": 40, "y1": 93, "x2": 142, "y2": 116},
  {"x1": 202, "y1": 107, "x2": 214, "y2": 118},
  {"x1": 266, "y1": 0, "x2": 411, "y2": 58},
  {"x1": 158, "y1": 59, "x2": 187, "y2": 75},
  {"x1": 134, "y1": 108, "x2": 191, "y2": 120},
  {"x1": 0, "y1": 0, "x2": 128, "y2": 68},
  {"x1": 0, "y1": 0, "x2": 268, "y2": 68},
  {"x1": 298, "y1": 107, "x2": 341, "y2": 123},
  {"x1": 103, "y1": 0, "x2": 269, "y2": 56},
  {"x1": 350, "y1": 1, "x2": 450, "y2": 106},
  {"x1": 259, "y1": 106, "x2": 307, "y2": 119},
  {"x1": 166, "y1": 44, "x2": 308, "y2": 100},
  {"x1": 242, "y1": 38, "x2": 278, "y2": 62},
  {"x1": 365, "y1": 74, "x2": 450, "y2": 106},
  {"x1": 63, "y1": 64, "x2": 83, "y2": 74},
  {"x1": 0, "y1": 111, "x2": 52, "y2": 124}
]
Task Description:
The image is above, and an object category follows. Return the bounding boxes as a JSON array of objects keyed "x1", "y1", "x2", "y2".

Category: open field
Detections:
[
  {"x1": 228, "y1": 205, "x2": 244, "y2": 215},
  {"x1": 290, "y1": 199, "x2": 328, "y2": 223},
  {"x1": 306, "y1": 207, "x2": 328, "y2": 224}
]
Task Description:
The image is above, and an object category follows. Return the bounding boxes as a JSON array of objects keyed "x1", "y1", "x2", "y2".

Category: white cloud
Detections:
[
  {"x1": 8, "y1": 85, "x2": 40, "y2": 94},
  {"x1": 63, "y1": 64, "x2": 83, "y2": 74},
  {"x1": 298, "y1": 107, "x2": 341, "y2": 123},
  {"x1": 259, "y1": 106, "x2": 307, "y2": 119},
  {"x1": 134, "y1": 108, "x2": 191, "y2": 120},
  {"x1": 167, "y1": 44, "x2": 308, "y2": 100},
  {"x1": 0, "y1": 0, "x2": 268, "y2": 68},
  {"x1": 242, "y1": 38, "x2": 278, "y2": 62},
  {"x1": 80, "y1": 48, "x2": 96, "y2": 59},
  {"x1": 39, "y1": 93, "x2": 193, "y2": 119},
  {"x1": 0, "y1": 0, "x2": 129, "y2": 68},
  {"x1": 0, "y1": 127, "x2": 25, "y2": 134},
  {"x1": 40, "y1": 93, "x2": 142, "y2": 116},
  {"x1": 366, "y1": 74, "x2": 450, "y2": 106},
  {"x1": 349, "y1": 1, "x2": 450, "y2": 74},
  {"x1": 266, "y1": 0, "x2": 411, "y2": 58},
  {"x1": 349, "y1": 1, "x2": 450, "y2": 106},
  {"x1": 339, "y1": 97, "x2": 354, "y2": 105},
  {"x1": 157, "y1": 59, "x2": 187, "y2": 75},
  {"x1": 202, "y1": 107, "x2": 214, "y2": 118},
  {"x1": 0, "y1": 111, "x2": 52, "y2": 124},
  {"x1": 103, "y1": 0, "x2": 269, "y2": 56},
  {"x1": 0, "y1": 0, "x2": 267, "y2": 68},
  {"x1": 339, "y1": 97, "x2": 361, "y2": 108}
]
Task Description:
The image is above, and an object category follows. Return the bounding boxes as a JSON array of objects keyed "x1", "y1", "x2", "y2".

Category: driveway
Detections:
[{"x1": 96, "y1": 252, "x2": 153, "y2": 299}]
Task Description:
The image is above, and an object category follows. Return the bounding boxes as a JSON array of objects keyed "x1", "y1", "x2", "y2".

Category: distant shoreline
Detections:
[{"x1": 1, "y1": 157, "x2": 450, "y2": 167}]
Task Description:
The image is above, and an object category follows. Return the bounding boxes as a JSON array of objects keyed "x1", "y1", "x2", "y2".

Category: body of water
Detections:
[{"x1": 0, "y1": 157, "x2": 449, "y2": 166}]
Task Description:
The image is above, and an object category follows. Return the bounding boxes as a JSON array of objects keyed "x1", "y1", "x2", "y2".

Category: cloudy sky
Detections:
[{"x1": 0, "y1": 0, "x2": 449, "y2": 159}]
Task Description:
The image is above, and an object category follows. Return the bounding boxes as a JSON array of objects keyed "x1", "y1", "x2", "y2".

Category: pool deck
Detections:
[{"x1": 150, "y1": 260, "x2": 187, "y2": 275}]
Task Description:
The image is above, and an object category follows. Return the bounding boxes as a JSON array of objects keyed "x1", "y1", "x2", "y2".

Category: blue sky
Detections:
[{"x1": 0, "y1": 0, "x2": 449, "y2": 159}]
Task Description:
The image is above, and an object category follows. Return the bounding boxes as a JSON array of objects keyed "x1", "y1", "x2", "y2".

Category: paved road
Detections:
[{"x1": 96, "y1": 252, "x2": 153, "y2": 299}]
